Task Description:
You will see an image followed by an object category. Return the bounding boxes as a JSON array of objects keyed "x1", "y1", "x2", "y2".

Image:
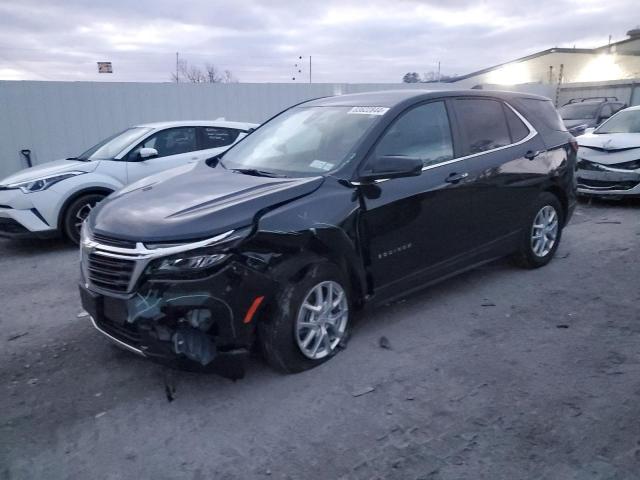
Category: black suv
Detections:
[
  {"x1": 79, "y1": 90, "x2": 577, "y2": 376},
  {"x1": 559, "y1": 96, "x2": 626, "y2": 136}
]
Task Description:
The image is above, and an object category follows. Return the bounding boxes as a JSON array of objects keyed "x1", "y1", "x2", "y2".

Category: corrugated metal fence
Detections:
[
  {"x1": 0, "y1": 81, "x2": 433, "y2": 178},
  {"x1": 1, "y1": 79, "x2": 638, "y2": 178}
]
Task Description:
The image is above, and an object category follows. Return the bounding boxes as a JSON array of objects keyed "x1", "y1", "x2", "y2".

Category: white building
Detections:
[{"x1": 448, "y1": 29, "x2": 640, "y2": 88}]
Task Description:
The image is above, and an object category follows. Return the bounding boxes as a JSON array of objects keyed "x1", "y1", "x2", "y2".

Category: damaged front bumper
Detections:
[{"x1": 79, "y1": 255, "x2": 275, "y2": 378}]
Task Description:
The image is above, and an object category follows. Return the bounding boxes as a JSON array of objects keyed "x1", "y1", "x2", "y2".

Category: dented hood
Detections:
[{"x1": 90, "y1": 162, "x2": 324, "y2": 242}]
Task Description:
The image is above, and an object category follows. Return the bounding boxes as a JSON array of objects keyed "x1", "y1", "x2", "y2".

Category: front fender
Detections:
[{"x1": 240, "y1": 177, "x2": 368, "y2": 305}]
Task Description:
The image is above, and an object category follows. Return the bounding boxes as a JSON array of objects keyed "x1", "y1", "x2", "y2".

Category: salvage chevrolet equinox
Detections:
[{"x1": 79, "y1": 90, "x2": 577, "y2": 376}]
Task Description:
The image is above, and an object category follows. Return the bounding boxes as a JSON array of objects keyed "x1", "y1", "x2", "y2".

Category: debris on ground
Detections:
[
  {"x1": 7, "y1": 332, "x2": 28, "y2": 342},
  {"x1": 481, "y1": 302, "x2": 496, "y2": 307},
  {"x1": 352, "y1": 386, "x2": 375, "y2": 397},
  {"x1": 76, "y1": 311, "x2": 89, "y2": 318},
  {"x1": 378, "y1": 336, "x2": 392, "y2": 350},
  {"x1": 164, "y1": 370, "x2": 176, "y2": 402},
  {"x1": 557, "y1": 324, "x2": 570, "y2": 329},
  {"x1": 95, "y1": 412, "x2": 107, "y2": 419}
]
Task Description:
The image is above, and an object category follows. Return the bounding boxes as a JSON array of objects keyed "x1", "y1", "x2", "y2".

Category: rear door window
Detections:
[
  {"x1": 503, "y1": 104, "x2": 530, "y2": 142},
  {"x1": 200, "y1": 127, "x2": 240, "y2": 149},
  {"x1": 454, "y1": 98, "x2": 511, "y2": 154}
]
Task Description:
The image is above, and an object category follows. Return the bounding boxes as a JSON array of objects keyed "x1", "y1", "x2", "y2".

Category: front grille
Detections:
[
  {"x1": 87, "y1": 252, "x2": 136, "y2": 293},
  {"x1": 95, "y1": 316, "x2": 141, "y2": 347},
  {"x1": 92, "y1": 232, "x2": 136, "y2": 249},
  {"x1": 577, "y1": 178, "x2": 639, "y2": 191}
]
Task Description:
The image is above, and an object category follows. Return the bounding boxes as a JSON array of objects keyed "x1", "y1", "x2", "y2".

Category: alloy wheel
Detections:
[
  {"x1": 74, "y1": 202, "x2": 97, "y2": 233},
  {"x1": 531, "y1": 205, "x2": 558, "y2": 257},
  {"x1": 295, "y1": 280, "x2": 348, "y2": 360}
]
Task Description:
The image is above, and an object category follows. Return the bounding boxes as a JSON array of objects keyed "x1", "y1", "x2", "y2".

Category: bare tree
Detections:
[
  {"x1": 222, "y1": 69, "x2": 237, "y2": 83},
  {"x1": 205, "y1": 63, "x2": 221, "y2": 83},
  {"x1": 171, "y1": 59, "x2": 238, "y2": 83}
]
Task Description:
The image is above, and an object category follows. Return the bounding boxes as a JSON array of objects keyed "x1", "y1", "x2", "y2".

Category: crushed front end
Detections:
[{"x1": 78, "y1": 225, "x2": 274, "y2": 379}]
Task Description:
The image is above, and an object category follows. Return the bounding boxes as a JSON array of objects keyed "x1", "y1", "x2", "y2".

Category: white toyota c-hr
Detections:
[{"x1": 0, "y1": 120, "x2": 258, "y2": 244}]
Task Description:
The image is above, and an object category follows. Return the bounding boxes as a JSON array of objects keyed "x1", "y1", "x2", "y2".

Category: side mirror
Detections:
[
  {"x1": 359, "y1": 155, "x2": 423, "y2": 182},
  {"x1": 138, "y1": 147, "x2": 158, "y2": 160}
]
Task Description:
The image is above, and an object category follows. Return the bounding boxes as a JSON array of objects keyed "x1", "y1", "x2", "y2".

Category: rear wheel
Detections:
[
  {"x1": 259, "y1": 262, "x2": 351, "y2": 373},
  {"x1": 512, "y1": 192, "x2": 563, "y2": 269},
  {"x1": 62, "y1": 193, "x2": 105, "y2": 245}
]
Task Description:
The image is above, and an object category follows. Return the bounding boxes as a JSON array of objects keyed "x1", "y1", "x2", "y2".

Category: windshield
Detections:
[
  {"x1": 595, "y1": 109, "x2": 640, "y2": 134},
  {"x1": 78, "y1": 127, "x2": 152, "y2": 160},
  {"x1": 558, "y1": 103, "x2": 599, "y2": 121},
  {"x1": 220, "y1": 106, "x2": 383, "y2": 177}
]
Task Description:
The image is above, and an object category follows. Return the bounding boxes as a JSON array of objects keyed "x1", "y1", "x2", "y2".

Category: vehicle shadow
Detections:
[
  {"x1": 0, "y1": 237, "x2": 76, "y2": 257},
  {"x1": 578, "y1": 195, "x2": 640, "y2": 209}
]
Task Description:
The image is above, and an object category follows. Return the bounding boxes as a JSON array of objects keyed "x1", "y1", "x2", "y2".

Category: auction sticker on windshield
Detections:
[
  {"x1": 309, "y1": 160, "x2": 334, "y2": 171},
  {"x1": 348, "y1": 106, "x2": 389, "y2": 115}
]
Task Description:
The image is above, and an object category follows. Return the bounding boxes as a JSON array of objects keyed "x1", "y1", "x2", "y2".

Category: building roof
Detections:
[{"x1": 445, "y1": 34, "x2": 640, "y2": 84}]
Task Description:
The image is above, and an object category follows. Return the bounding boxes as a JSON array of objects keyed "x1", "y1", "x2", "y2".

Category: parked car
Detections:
[
  {"x1": 559, "y1": 97, "x2": 626, "y2": 136},
  {"x1": 79, "y1": 90, "x2": 576, "y2": 376},
  {"x1": 576, "y1": 105, "x2": 640, "y2": 198},
  {"x1": 0, "y1": 120, "x2": 258, "y2": 243}
]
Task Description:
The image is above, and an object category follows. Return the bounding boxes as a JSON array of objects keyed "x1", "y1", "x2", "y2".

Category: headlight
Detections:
[
  {"x1": 155, "y1": 253, "x2": 228, "y2": 272},
  {"x1": 6, "y1": 171, "x2": 86, "y2": 194}
]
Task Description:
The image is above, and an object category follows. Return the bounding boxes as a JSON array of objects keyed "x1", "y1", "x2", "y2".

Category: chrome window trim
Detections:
[
  {"x1": 81, "y1": 230, "x2": 235, "y2": 295},
  {"x1": 351, "y1": 100, "x2": 538, "y2": 185}
]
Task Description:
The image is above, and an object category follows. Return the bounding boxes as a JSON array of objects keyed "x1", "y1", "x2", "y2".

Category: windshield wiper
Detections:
[
  {"x1": 230, "y1": 168, "x2": 286, "y2": 178},
  {"x1": 66, "y1": 156, "x2": 88, "y2": 162}
]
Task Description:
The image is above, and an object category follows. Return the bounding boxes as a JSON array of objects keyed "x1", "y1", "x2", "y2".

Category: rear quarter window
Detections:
[
  {"x1": 503, "y1": 104, "x2": 530, "y2": 142},
  {"x1": 201, "y1": 127, "x2": 240, "y2": 149},
  {"x1": 519, "y1": 98, "x2": 567, "y2": 132}
]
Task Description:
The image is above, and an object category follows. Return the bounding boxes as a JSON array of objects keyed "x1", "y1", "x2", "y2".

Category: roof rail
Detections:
[{"x1": 564, "y1": 96, "x2": 619, "y2": 105}]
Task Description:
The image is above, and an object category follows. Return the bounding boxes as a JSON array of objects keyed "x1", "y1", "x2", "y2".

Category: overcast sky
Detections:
[{"x1": 0, "y1": 0, "x2": 637, "y2": 83}]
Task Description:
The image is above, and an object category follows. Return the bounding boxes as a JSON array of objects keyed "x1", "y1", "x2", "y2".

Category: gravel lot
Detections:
[{"x1": 1, "y1": 199, "x2": 639, "y2": 480}]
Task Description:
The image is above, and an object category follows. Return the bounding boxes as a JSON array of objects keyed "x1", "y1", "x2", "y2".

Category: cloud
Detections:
[{"x1": 0, "y1": 0, "x2": 636, "y2": 82}]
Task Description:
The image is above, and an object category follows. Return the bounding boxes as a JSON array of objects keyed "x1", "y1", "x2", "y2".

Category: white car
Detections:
[
  {"x1": 576, "y1": 105, "x2": 640, "y2": 198},
  {"x1": 0, "y1": 120, "x2": 258, "y2": 243}
]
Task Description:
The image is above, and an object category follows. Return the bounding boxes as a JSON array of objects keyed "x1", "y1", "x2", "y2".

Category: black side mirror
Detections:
[{"x1": 359, "y1": 155, "x2": 423, "y2": 182}]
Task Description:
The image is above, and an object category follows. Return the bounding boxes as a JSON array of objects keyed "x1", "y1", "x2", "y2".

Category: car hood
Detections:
[
  {"x1": 89, "y1": 162, "x2": 324, "y2": 242},
  {"x1": 0, "y1": 159, "x2": 98, "y2": 185},
  {"x1": 578, "y1": 132, "x2": 640, "y2": 164}
]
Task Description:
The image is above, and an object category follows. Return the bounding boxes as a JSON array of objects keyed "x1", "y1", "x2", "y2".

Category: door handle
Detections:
[
  {"x1": 445, "y1": 172, "x2": 469, "y2": 184},
  {"x1": 525, "y1": 150, "x2": 541, "y2": 160}
]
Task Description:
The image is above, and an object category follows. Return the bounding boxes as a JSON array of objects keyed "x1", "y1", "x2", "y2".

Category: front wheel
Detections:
[
  {"x1": 259, "y1": 263, "x2": 351, "y2": 373},
  {"x1": 62, "y1": 193, "x2": 105, "y2": 245},
  {"x1": 512, "y1": 192, "x2": 564, "y2": 269}
]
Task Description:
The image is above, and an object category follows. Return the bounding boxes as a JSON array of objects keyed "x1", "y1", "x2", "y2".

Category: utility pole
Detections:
[
  {"x1": 437, "y1": 61, "x2": 441, "y2": 82},
  {"x1": 175, "y1": 52, "x2": 179, "y2": 83},
  {"x1": 309, "y1": 56, "x2": 312, "y2": 83}
]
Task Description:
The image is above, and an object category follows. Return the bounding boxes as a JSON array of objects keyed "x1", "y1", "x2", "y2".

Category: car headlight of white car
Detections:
[{"x1": 5, "y1": 171, "x2": 86, "y2": 194}]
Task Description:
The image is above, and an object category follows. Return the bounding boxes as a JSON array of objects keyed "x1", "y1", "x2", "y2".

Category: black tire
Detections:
[
  {"x1": 258, "y1": 262, "x2": 351, "y2": 374},
  {"x1": 62, "y1": 193, "x2": 105, "y2": 245},
  {"x1": 512, "y1": 192, "x2": 564, "y2": 269}
]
